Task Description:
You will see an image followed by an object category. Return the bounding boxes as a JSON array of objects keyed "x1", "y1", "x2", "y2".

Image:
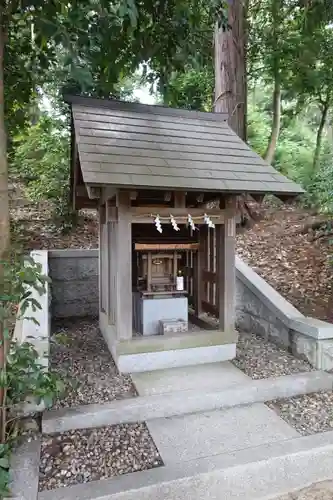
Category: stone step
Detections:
[
  {"x1": 43, "y1": 369, "x2": 333, "y2": 435},
  {"x1": 38, "y1": 429, "x2": 333, "y2": 500},
  {"x1": 131, "y1": 361, "x2": 249, "y2": 396}
]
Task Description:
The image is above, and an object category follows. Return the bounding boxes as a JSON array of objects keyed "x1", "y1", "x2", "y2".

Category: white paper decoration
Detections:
[
  {"x1": 187, "y1": 214, "x2": 196, "y2": 231},
  {"x1": 170, "y1": 215, "x2": 180, "y2": 231},
  {"x1": 154, "y1": 215, "x2": 163, "y2": 233},
  {"x1": 204, "y1": 213, "x2": 215, "y2": 229}
]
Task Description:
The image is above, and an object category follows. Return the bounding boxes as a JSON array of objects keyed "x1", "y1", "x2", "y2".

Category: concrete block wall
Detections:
[{"x1": 48, "y1": 249, "x2": 99, "y2": 319}]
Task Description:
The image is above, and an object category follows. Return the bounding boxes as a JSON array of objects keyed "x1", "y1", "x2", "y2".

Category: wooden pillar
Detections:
[
  {"x1": 217, "y1": 196, "x2": 237, "y2": 331},
  {"x1": 108, "y1": 220, "x2": 116, "y2": 325},
  {"x1": 98, "y1": 205, "x2": 104, "y2": 313},
  {"x1": 194, "y1": 226, "x2": 206, "y2": 316},
  {"x1": 99, "y1": 204, "x2": 109, "y2": 314},
  {"x1": 116, "y1": 191, "x2": 132, "y2": 340}
]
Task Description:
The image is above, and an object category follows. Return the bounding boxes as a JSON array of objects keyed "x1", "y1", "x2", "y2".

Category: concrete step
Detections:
[
  {"x1": 131, "y1": 361, "x2": 250, "y2": 396},
  {"x1": 43, "y1": 369, "x2": 333, "y2": 435},
  {"x1": 38, "y1": 428, "x2": 333, "y2": 500}
]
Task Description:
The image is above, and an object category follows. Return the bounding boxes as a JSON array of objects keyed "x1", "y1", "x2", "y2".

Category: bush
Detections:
[
  {"x1": 0, "y1": 253, "x2": 67, "y2": 497},
  {"x1": 11, "y1": 114, "x2": 75, "y2": 230}
]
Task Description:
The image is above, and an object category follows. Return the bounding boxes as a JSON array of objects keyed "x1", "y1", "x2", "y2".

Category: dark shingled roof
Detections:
[{"x1": 68, "y1": 95, "x2": 304, "y2": 196}]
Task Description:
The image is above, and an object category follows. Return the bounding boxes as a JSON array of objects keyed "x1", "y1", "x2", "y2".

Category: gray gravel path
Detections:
[
  {"x1": 233, "y1": 331, "x2": 314, "y2": 379},
  {"x1": 39, "y1": 423, "x2": 163, "y2": 491},
  {"x1": 267, "y1": 391, "x2": 333, "y2": 435},
  {"x1": 51, "y1": 317, "x2": 136, "y2": 408}
]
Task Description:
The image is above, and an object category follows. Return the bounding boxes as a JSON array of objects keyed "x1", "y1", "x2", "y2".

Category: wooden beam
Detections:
[
  {"x1": 86, "y1": 186, "x2": 101, "y2": 199},
  {"x1": 107, "y1": 206, "x2": 118, "y2": 222},
  {"x1": 101, "y1": 186, "x2": 117, "y2": 204},
  {"x1": 99, "y1": 203, "x2": 106, "y2": 225},
  {"x1": 202, "y1": 269, "x2": 216, "y2": 283},
  {"x1": 130, "y1": 206, "x2": 226, "y2": 224},
  {"x1": 251, "y1": 193, "x2": 265, "y2": 203},
  {"x1": 75, "y1": 185, "x2": 88, "y2": 197},
  {"x1": 116, "y1": 190, "x2": 132, "y2": 340},
  {"x1": 135, "y1": 243, "x2": 199, "y2": 251},
  {"x1": 75, "y1": 197, "x2": 98, "y2": 209},
  {"x1": 217, "y1": 196, "x2": 237, "y2": 331},
  {"x1": 174, "y1": 191, "x2": 186, "y2": 208}
]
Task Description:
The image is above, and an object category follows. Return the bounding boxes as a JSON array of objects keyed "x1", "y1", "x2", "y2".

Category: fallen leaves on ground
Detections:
[{"x1": 237, "y1": 204, "x2": 333, "y2": 321}]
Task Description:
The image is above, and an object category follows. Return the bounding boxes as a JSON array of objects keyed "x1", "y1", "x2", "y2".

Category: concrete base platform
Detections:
[
  {"x1": 118, "y1": 342, "x2": 236, "y2": 373},
  {"x1": 114, "y1": 329, "x2": 238, "y2": 373}
]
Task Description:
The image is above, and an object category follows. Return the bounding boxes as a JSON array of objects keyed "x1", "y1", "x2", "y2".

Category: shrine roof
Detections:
[{"x1": 67, "y1": 95, "x2": 304, "y2": 197}]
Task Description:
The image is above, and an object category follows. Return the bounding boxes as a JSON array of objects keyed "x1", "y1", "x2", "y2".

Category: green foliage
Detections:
[
  {"x1": 5, "y1": 340, "x2": 65, "y2": 412},
  {"x1": 163, "y1": 67, "x2": 214, "y2": 111},
  {"x1": 0, "y1": 253, "x2": 50, "y2": 332},
  {"x1": 0, "y1": 252, "x2": 67, "y2": 497},
  {"x1": 10, "y1": 114, "x2": 74, "y2": 228},
  {"x1": 247, "y1": 83, "x2": 333, "y2": 214},
  {"x1": 0, "y1": 443, "x2": 10, "y2": 498}
]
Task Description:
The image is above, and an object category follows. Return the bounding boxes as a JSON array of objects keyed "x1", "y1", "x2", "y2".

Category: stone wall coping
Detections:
[
  {"x1": 48, "y1": 248, "x2": 98, "y2": 258},
  {"x1": 290, "y1": 316, "x2": 333, "y2": 340},
  {"x1": 13, "y1": 249, "x2": 50, "y2": 375},
  {"x1": 235, "y1": 256, "x2": 304, "y2": 326}
]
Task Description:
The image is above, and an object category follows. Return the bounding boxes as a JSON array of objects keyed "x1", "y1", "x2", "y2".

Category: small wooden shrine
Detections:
[{"x1": 67, "y1": 95, "x2": 303, "y2": 373}]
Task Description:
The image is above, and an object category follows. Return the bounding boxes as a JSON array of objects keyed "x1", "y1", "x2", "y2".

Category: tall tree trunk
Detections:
[
  {"x1": 214, "y1": 0, "x2": 254, "y2": 224},
  {"x1": 312, "y1": 100, "x2": 329, "y2": 174},
  {"x1": 263, "y1": 78, "x2": 281, "y2": 163},
  {"x1": 0, "y1": 20, "x2": 9, "y2": 259},
  {"x1": 0, "y1": 12, "x2": 9, "y2": 444},
  {"x1": 264, "y1": 0, "x2": 281, "y2": 164},
  {"x1": 214, "y1": 0, "x2": 246, "y2": 141}
]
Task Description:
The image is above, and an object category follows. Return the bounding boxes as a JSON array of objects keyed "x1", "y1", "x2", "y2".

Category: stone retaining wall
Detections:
[
  {"x1": 48, "y1": 249, "x2": 98, "y2": 319},
  {"x1": 236, "y1": 256, "x2": 333, "y2": 370}
]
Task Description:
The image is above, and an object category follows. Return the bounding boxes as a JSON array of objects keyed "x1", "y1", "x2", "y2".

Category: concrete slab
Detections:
[
  {"x1": 43, "y1": 370, "x2": 333, "y2": 434},
  {"x1": 5, "y1": 438, "x2": 40, "y2": 500},
  {"x1": 147, "y1": 403, "x2": 298, "y2": 464},
  {"x1": 132, "y1": 361, "x2": 249, "y2": 396},
  {"x1": 38, "y1": 430, "x2": 333, "y2": 500}
]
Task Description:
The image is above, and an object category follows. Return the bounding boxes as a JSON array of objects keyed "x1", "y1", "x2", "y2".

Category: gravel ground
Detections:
[
  {"x1": 233, "y1": 331, "x2": 314, "y2": 379},
  {"x1": 273, "y1": 481, "x2": 333, "y2": 499},
  {"x1": 267, "y1": 391, "x2": 333, "y2": 435},
  {"x1": 51, "y1": 318, "x2": 137, "y2": 408},
  {"x1": 39, "y1": 423, "x2": 163, "y2": 491}
]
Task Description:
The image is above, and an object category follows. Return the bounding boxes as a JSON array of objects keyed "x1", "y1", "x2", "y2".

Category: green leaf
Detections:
[{"x1": 0, "y1": 457, "x2": 10, "y2": 470}]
